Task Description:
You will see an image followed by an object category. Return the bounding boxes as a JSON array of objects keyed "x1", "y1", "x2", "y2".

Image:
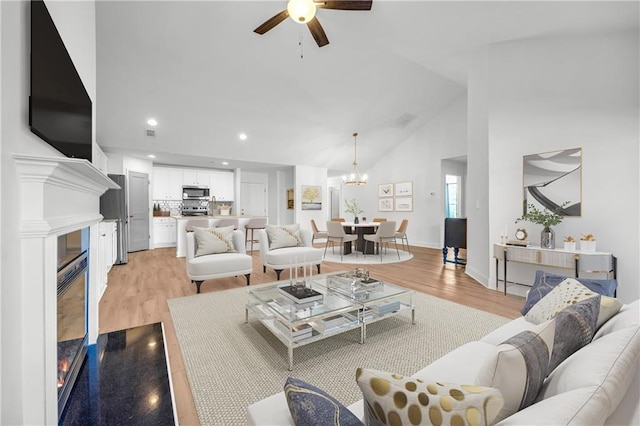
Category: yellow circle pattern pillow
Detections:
[{"x1": 355, "y1": 368, "x2": 504, "y2": 426}]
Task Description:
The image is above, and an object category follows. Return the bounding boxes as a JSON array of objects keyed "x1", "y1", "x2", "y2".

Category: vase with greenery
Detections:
[
  {"x1": 344, "y1": 199, "x2": 363, "y2": 224},
  {"x1": 515, "y1": 202, "x2": 568, "y2": 249}
]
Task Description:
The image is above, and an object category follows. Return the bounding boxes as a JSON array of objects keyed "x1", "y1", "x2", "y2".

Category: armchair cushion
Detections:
[
  {"x1": 193, "y1": 226, "x2": 236, "y2": 257},
  {"x1": 266, "y1": 224, "x2": 303, "y2": 250}
]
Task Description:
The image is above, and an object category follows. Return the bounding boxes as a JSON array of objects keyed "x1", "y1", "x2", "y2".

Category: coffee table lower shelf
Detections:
[{"x1": 245, "y1": 304, "x2": 361, "y2": 370}]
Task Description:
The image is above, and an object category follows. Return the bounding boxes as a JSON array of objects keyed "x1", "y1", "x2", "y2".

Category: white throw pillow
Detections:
[
  {"x1": 525, "y1": 278, "x2": 622, "y2": 329},
  {"x1": 193, "y1": 226, "x2": 236, "y2": 257},
  {"x1": 356, "y1": 368, "x2": 504, "y2": 426},
  {"x1": 476, "y1": 319, "x2": 555, "y2": 423},
  {"x1": 266, "y1": 224, "x2": 302, "y2": 250}
]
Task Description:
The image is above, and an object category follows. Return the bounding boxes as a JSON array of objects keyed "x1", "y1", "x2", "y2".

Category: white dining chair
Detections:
[
  {"x1": 324, "y1": 221, "x2": 358, "y2": 261},
  {"x1": 364, "y1": 221, "x2": 400, "y2": 261}
]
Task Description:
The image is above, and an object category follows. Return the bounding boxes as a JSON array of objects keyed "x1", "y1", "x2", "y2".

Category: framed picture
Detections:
[
  {"x1": 395, "y1": 197, "x2": 413, "y2": 212},
  {"x1": 301, "y1": 185, "x2": 322, "y2": 210},
  {"x1": 395, "y1": 181, "x2": 413, "y2": 197},
  {"x1": 523, "y1": 147, "x2": 582, "y2": 216},
  {"x1": 378, "y1": 183, "x2": 393, "y2": 197},
  {"x1": 378, "y1": 198, "x2": 393, "y2": 212},
  {"x1": 286, "y1": 188, "x2": 294, "y2": 210}
]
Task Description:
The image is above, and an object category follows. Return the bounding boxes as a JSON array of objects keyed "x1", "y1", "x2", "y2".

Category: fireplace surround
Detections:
[{"x1": 14, "y1": 154, "x2": 118, "y2": 424}]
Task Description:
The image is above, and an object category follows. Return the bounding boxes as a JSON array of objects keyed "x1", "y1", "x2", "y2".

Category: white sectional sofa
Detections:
[{"x1": 247, "y1": 299, "x2": 640, "y2": 425}]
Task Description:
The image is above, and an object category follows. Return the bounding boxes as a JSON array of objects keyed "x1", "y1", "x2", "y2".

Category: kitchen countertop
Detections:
[{"x1": 171, "y1": 215, "x2": 266, "y2": 219}]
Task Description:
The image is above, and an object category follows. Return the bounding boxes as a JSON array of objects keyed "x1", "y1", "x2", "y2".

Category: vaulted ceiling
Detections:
[{"x1": 95, "y1": 1, "x2": 638, "y2": 175}]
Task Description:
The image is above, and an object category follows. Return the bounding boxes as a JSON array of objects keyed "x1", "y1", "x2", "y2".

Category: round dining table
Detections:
[{"x1": 340, "y1": 222, "x2": 380, "y2": 255}]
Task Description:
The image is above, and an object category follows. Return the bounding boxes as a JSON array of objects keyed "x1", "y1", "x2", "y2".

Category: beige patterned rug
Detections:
[{"x1": 168, "y1": 281, "x2": 509, "y2": 425}]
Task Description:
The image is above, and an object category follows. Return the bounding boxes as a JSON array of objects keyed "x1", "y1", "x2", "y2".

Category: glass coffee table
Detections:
[{"x1": 246, "y1": 273, "x2": 414, "y2": 370}]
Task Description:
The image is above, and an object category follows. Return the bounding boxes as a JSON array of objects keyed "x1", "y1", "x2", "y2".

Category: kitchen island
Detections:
[{"x1": 172, "y1": 215, "x2": 267, "y2": 257}]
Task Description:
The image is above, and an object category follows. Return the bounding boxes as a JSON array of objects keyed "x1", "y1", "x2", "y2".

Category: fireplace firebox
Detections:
[{"x1": 57, "y1": 228, "x2": 89, "y2": 419}]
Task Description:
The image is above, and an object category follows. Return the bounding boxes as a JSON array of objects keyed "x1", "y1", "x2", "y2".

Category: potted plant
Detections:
[
  {"x1": 344, "y1": 199, "x2": 363, "y2": 224},
  {"x1": 515, "y1": 202, "x2": 568, "y2": 249}
]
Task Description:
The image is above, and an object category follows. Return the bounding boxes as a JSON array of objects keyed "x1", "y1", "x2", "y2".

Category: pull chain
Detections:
[{"x1": 299, "y1": 29, "x2": 304, "y2": 59}]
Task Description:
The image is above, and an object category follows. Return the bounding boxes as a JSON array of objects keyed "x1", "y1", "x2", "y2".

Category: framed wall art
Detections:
[
  {"x1": 395, "y1": 181, "x2": 413, "y2": 197},
  {"x1": 378, "y1": 198, "x2": 393, "y2": 212},
  {"x1": 286, "y1": 188, "x2": 294, "y2": 210},
  {"x1": 378, "y1": 183, "x2": 393, "y2": 197},
  {"x1": 522, "y1": 148, "x2": 582, "y2": 216},
  {"x1": 301, "y1": 185, "x2": 322, "y2": 210},
  {"x1": 395, "y1": 197, "x2": 413, "y2": 212}
]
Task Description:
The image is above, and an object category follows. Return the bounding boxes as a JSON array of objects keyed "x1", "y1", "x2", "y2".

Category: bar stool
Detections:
[{"x1": 245, "y1": 218, "x2": 267, "y2": 252}]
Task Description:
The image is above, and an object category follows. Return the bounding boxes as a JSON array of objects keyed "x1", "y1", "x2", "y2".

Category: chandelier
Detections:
[{"x1": 343, "y1": 132, "x2": 367, "y2": 186}]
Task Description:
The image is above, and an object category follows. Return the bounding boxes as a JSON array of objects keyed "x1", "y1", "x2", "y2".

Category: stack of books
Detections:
[
  {"x1": 370, "y1": 300, "x2": 401, "y2": 316},
  {"x1": 274, "y1": 321, "x2": 313, "y2": 342},
  {"x1": 311, "y1": 314, "x2": 349, "y2": 334},
  {"x1": 278, "y1": 285, "x2": 323, "y2": 305}
]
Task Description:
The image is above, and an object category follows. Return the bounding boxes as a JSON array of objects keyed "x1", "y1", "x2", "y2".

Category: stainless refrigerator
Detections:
[{"x1": 100, "y1": 174, "x2": 128, "y2": 264}]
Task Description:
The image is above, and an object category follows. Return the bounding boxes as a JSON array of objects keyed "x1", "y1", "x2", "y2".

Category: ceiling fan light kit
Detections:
[
  {"x1": 254, "y1": 0, "x2": 372, "y2": 48},
  {"x1": 287, "y1": 0, "x2": 317, "y2": 23},
  {"x1": 343, "y1": 132, "x2": 368, "y2": 186}
]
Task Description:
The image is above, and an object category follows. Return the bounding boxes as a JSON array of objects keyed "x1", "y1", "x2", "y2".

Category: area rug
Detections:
[
  {"x1": 321, "y1": 248, "x2": 413, "y2": 264},
  {"x1": 168, "y1": 281, "x2": 509, "y2": 425}
]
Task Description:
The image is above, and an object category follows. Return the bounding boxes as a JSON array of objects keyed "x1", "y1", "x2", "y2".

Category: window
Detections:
[{"x1": 445, "y1": 174, "x2": 460, "y2": 218}]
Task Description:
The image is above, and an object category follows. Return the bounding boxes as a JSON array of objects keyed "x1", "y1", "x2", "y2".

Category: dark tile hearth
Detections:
[{"x1": 60, "y1": 323, "x2": 175, "y2": 425}]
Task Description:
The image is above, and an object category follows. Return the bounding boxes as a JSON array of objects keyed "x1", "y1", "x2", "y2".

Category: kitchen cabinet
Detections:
[
  {"x1": 210, "y1": 170, "x2": 235, "y2": 201},
  {"x1": 153, "y1": 167, "x2": 183, "y2": 200},
  {"x1": 154, "y1": 217, "x2": 177, "y2": 248},
  {"x1": 183, "y1": 170, "x2": 210, "y2": 187},
  {"x1": 98, "y1": 221, "x2": 117, "y2": 299}
]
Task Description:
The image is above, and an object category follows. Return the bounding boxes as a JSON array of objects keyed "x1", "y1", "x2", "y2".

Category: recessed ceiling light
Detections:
[
  {"x1": 239, "y1": 133, "x2": 247, "y2": 141},
  {"x1": 222, "y1": 161, "x2": 229, "y2": 166},
  {"x1": 147, "y1": 154, "x2": 156, "y2": 158},
  {"x1": 147, "y1": 118, "x2": 158, "y2": 126}
]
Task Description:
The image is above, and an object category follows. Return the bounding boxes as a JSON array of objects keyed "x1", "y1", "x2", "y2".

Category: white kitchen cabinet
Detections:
[
  {"x1": 210, "y1": 170, "x2": 235, "y2": 201},
  {"x1": 98, "y1": 221, "x2": 117, "y2": 299},
  {"x1": 153, "y1": 217, "x2": 177, "y2": 248},
  {"x1": 182, "y1": 170, "x2": 210, "y2": 187},
  {"x1": 153, "y1": 167, "x2": 183, "y2": 200}
]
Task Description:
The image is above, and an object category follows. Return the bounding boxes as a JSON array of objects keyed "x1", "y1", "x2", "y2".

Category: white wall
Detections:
[
  {"x1": 1, "y1": 1, "x2": 97, "y2": 422},
  {"x1": 341, "y1": 96, "x2": 468, "y2": 248},
  {"x1": 472, "y1": 31, "x2": 639, "y2": 302}
]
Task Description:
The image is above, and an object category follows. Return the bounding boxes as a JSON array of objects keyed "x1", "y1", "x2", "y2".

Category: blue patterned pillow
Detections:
[
  {"x1": 548, "y1": 295, "x2": 600, "y2": 372},
  {"x1": 284, "y1": 377, "x2": 363, "y2": 426},
  {"x1": 521, "y1": 270, "x2": 617, "y2": 315}
]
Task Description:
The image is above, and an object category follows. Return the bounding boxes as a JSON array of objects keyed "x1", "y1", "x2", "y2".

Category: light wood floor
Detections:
[{"x1": 99, "y1": 244, "x2": 524, "y2": 425}]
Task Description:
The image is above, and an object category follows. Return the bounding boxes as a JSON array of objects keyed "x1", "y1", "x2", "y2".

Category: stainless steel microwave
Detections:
[{"x1": 182, "y1": 186, "x2": 210, "y2": 200}]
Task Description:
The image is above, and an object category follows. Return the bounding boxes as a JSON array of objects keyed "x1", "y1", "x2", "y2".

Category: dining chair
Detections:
[
  {"x1": 363, "y1": 221, "x2": 400, "y2": 261},
  {"x1": 372, "y1": 218, "x2": 387, "y2": 222},
  {"x1": 395, "y1": 219, "x2": 410, "y2": 253},
  {"x1": 324, "y1": 221, "x2": 358, "y2": 261},
  {"x1": 310, "y1": 219, "x2": 328, "y2": 244}
]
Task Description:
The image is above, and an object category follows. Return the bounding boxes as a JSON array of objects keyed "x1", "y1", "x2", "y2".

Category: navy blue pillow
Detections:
[
  {"x1": 521, "y1": 270, "x2": 617, "y2": 316},
  {"x1": 284, "y1": 377, "x2": 363, "y2": 426}
]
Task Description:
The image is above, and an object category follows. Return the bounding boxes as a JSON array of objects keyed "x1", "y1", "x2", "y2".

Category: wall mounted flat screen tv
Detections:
[{"x1": 30, "y1": 0, "x2": 92, "y2": 162}]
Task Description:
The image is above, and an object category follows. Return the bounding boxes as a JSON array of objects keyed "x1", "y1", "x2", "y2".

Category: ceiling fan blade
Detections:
[
  {"x1": 307, "y1": 17, "x2": 329, "y2": 47},
  {"x1": 315, "y1": 0, "x2": 372, "y2": 11},
  {"x1": 254, "y1": 10, "x2": 289, "y2": 35}
]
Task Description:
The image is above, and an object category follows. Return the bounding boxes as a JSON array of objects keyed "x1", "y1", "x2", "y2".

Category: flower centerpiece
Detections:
[
  {"x1": 515, "y1": 202, "x2": 569, "y2": 249},
  {"x1": 344, "y1": 199, "x2": 363, "y2": 224}
]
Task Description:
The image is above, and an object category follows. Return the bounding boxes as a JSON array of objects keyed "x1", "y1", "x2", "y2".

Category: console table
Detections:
[{"x1": 493, "y1": 244, "x2": 617, "y2": 295}]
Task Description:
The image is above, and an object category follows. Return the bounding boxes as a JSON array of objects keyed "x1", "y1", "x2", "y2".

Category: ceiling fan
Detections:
[{"x1": 254, "y1": 0, "x2": 373, "y2": 47}]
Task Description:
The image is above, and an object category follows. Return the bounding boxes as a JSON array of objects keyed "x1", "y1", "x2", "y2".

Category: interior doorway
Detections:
[
  {"x1": 241, "y1": 182, "x2": 267, "y2": 217},
  {"x1": 329, "y1": 187, "x2": 340, "y2": 219},
  {"x1": 442, "y1": 157, "x2": 467, "y2": 218},
  {"x1": 128, "y1": 171, "x2": 150, "y2": 252}
]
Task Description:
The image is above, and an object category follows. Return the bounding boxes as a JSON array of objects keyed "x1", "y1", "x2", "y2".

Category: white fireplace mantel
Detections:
[{"x1": 13, "y1": 154, "x2": 119, "y2": 424}]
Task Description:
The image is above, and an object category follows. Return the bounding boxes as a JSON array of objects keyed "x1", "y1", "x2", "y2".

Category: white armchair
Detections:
[
  {"x1": 186, "y1": 230, "x2": 253, "y2": 293},
  {"x1": 257, "y1": 227, "x2": 323, "y2": 281}
]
